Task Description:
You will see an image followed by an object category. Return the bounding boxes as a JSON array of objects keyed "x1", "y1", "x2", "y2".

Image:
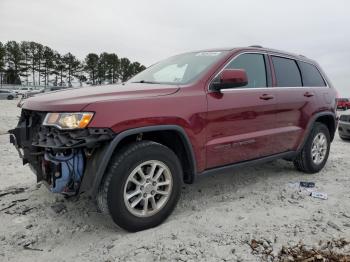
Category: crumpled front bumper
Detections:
[{"x1": 9, "y1": 109, "x2": 115, "y2": 194}]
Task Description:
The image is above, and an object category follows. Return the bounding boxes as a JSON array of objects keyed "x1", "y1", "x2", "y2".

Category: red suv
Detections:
[
  {"x1": 337, "y1": 98, "x2": 350, "y2": 110},
  {"x1": 9, "y1": 46, "x2": 337, "y2": 231}
]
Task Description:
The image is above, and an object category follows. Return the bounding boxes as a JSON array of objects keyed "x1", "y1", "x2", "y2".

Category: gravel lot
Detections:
[{"x1": 0, "y1": 99, "x2": 350, "y2": 261}]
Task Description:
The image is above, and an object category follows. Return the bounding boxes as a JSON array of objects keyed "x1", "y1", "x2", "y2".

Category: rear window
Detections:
[
  {"x1": 272, "y1": 56, "x2": 302, "y2": 87},
  {"x1": 298, "y1": 61, "x2": 326, "y2": 87}
]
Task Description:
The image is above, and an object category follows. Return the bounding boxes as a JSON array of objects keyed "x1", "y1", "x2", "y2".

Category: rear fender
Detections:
[{"x1": 297, "y1": 111, "x2": 337, "y2": 152}]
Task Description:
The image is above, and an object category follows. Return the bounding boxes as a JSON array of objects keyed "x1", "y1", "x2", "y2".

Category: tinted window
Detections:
[
  {"x1": 272, "y1": 56, "x2": 302, "y2": 87},
  {"x1": 298, "y1": 61, "x2": 326, "y2": 87},
  {"x1": 225, "y1": 53, "x2": 267, "y2": 88}
]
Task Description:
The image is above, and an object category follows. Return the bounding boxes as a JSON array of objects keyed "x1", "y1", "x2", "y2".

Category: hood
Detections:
[{"x1": 22, "y1": 83, "x2": 179, "y2": 111}]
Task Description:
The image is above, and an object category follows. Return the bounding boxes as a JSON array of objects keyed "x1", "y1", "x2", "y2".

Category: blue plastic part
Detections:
[{"x1": 45, "y1": 151, "x2": 84, "y2": 194}]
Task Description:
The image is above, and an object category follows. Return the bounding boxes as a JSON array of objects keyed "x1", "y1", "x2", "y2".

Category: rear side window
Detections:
[
  {"x1": 298, "y1": 61, "x2": 326, "y2": 87},
  {"x1": 225, "y1": 53, "x2": 267, "y2": 88},
  {"x1": 272, "y1": 56, "x2": 302, "y2": 87}
]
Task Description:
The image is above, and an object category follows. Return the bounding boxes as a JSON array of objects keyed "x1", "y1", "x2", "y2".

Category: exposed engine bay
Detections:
[
  {"x1": 9, "y1": 109, "x2": 114, "y2": 196},
  {"x1": 43, "y1": 149, "x2": 84, "y2": 195}
]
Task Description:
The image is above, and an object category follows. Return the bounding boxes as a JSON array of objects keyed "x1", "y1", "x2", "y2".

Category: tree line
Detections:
[{"x1": 0, "y1": 41, "x2": 146, "y2": 87}]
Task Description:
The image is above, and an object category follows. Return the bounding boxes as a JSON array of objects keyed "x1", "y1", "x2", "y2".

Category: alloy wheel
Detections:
[{"x1": 123, "y1": 160, "x2": 173, "y2": 217}]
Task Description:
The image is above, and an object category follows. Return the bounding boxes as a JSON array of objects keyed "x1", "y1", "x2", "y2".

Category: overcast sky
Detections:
[{"x1": 0, "y1": 0, "x2": 349, "y2": 95}]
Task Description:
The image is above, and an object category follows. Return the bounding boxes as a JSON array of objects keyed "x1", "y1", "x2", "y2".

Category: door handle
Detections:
[
  {"x1": 304, "y1": 92, "x2": 314, "y2": 97},
  {"x1": 259, "y1": 94, "x2": 274, "y2": 100}
]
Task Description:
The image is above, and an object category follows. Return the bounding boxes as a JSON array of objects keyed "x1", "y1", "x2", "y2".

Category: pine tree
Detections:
[
  {"x1": 0, "y1": 42, "x2": 6, "y2": 86},
  {"x1": 63, "y1": 53, "x2": 80, "y2": 86},
  {"x1": 42, "y1": 46, "x2": 55, "y2": 86},
  {"x1": 5, "y1": 41, "x2": 23, "y2": 85},
  {"x1": 35, "y1": 43, "x2": 44, "y2": 85},
  {"x1": 84, "y1": 53, "x2": 99, "y2": 85},
  {"x1": 54, "y1": 53, "x2": 66, "y2": 86},
  {"x1": 20, "y1": 41, "x2": 31, "y2": 85},
  {"x1": 28, "y1": 41, "x2": 38, "y2": 85},
  {"x1": 120, "y1": 57, "x2": 131, "y2": 82},
  {"x1": 106, "y1": 53, "x2": 119, "y2": 84},
  {"x1": 97, "y1": 52, "x2": 110, "y2": 84},
  {"x1": 130, "y1": 62, "x2": 146, "y2": 76}
]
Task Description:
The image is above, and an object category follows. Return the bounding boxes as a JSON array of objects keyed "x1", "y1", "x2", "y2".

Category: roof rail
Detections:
[{"x1": 249, "y1": 45, "x2": 263, "y2": 48}]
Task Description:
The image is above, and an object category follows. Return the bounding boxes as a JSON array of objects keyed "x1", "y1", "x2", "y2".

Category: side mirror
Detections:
[{"x1": 211, "y1": 69, "x2": 248, "y2": 91}]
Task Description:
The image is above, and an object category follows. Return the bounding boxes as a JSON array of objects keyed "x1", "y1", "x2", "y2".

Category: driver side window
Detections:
[{"x1": 225, "y1": 53, "x2": 267, "y2": 88}]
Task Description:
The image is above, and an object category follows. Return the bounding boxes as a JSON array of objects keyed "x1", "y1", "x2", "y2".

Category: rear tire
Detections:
[
  {"x1": 97, "y1": 140, "x2": 182, "y2": 232},
  {"x1": 293, "y1": 122, "x2": 330, "y2": 173},
  {"x1": 7, "y1": 95, "x2": 14, "y2": 100}
]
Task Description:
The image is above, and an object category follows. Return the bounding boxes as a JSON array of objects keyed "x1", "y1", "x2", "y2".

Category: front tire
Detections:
[
  {"x1": 293, "y1": 122, "x2": 330, "y2": 173},
  {"x1": 97, "y1": 141, "x2": 182, "y2": 232},
  {"x1": 7, "y1": 95, "x2": 14, "y2": 100}
]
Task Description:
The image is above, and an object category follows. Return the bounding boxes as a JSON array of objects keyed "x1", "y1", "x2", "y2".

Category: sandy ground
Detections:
[{"x1": 0, "y1": 99, "x2": 350, "y2": 261}]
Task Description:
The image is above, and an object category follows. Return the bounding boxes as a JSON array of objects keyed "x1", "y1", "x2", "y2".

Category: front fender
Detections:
[{"x1": 80, "y1": 125, "x2": 196, "y2": 197}]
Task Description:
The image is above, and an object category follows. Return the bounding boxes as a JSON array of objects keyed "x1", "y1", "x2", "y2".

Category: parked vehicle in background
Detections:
[
  {"x1": 0, "y1": 89, "x2": 18, "y2": 100},
  {"x1": 16, "y1": 87, "x2": 44, "y2": 96},
  {"x1": 9, "y1": 46, "x2": 337, "y2": 232},
  {"x1": 338, "y1": 112, "x2": 350, "y2": 140},
  {"x1": 337, "y1": 98, "x2": 350, "y2": 110},
  {"x1": 16, "y1": 87, "x2": 34, "y2": 95}
]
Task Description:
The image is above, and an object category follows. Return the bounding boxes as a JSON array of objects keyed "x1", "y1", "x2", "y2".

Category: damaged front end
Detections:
[{"x1": 9, "y1": 109, "x2": 114, "y2": 196}]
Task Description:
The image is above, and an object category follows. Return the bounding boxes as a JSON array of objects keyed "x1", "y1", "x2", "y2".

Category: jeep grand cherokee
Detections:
[{"x1": 9, "y1": 46, "x2": 337, "y2": 231}]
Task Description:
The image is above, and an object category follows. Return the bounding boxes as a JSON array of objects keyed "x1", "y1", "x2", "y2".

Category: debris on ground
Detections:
[
  {"x1": 50, "y1": 203, "x2": 67, "y2": 214},
  {"x1": 23, "y1": 243, "x2": 43, "y2": 252},
  {"x1": 327, "y1": 221, "x2": 342, "y2": 232},
  {"x1": 310, "y1": 192, "x2": 328, "y2": 200},
  {"x1": 299, "y1": 182, "x2": 315, "y2": 188},
  {"x1": 0, "y1": 198, "x2": 29, "y2": 212},
  {"x1": 278, "y1": 239, "x2": 350, "y2": 262},
  {"x1": 248, "y1": 239, "x2": 350, "y2": 261},
  {"x1": 0, "y1": 187, "x2": 28, "y2": 198}
]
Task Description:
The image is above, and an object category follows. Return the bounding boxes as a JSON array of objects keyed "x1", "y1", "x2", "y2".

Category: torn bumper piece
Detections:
[{"x1": 32, "y1": 126, "x2": 114, "y2": 149}]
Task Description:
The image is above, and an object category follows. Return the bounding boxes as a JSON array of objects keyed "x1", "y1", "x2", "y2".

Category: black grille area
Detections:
[
  {"x1": 10, "y1": 109, "x2": 115, "y2": 150},
  {"x1": 339, "y1": 115, "x2": 350, "y2": 122},
  {"x1": 33, "y1": 126, "x2": 114, "y2": 149}
]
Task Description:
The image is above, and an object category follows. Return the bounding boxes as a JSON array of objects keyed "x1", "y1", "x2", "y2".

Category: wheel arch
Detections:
[
  {"x1": 298, "y1": 111, "x2": 337, "y2": 152},
  {"x1": 314, "y1": 114, "x2": 336, "y2": 141},
  {"x1": 88, "y1": 125, "x2": 197, "y2": 197}
]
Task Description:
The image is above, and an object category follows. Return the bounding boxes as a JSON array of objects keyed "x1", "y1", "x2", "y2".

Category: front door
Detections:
[{"x1": 206, "y1": 53, "x2": 279, "y2": 169}]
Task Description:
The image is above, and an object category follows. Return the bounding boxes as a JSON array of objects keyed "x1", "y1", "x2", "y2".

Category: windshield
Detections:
[{"x1": 129, "y1": 51, "x2": 228, "y2": 85}]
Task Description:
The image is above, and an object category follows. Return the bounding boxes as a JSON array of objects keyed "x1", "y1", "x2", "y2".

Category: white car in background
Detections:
[
  {"x1": 0, "y1": 89, "x2": 18, "y2": 100},
  {"x1": 16, "y1": 87, "x2": 44, "y2": 96}
]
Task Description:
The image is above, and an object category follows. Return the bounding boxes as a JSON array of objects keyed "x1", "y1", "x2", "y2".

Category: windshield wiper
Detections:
[{"x1": 131, "y1": 80, "x2": 160, "y2": 84}]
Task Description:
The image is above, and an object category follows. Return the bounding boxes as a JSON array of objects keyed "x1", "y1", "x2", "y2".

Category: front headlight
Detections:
[{"x1": 43, "y1": 112, "x2": 94, "y2": 129}]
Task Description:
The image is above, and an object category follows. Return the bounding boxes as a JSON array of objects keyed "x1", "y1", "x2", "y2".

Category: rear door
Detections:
[
  {"x1": 206, "y1": 52, "x2": 279, "y2": 169},
  {"x1": 271, "y1": 55, "x2": 319, "y2": 152}
]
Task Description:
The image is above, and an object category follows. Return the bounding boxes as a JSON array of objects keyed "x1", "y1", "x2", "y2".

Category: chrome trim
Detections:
[
  {"x1": 220, "y1": 86, "x2": 326, "y2": 93},
  {"x1": 207, "y1": 50, "x2": 330, "y2": 92}
]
